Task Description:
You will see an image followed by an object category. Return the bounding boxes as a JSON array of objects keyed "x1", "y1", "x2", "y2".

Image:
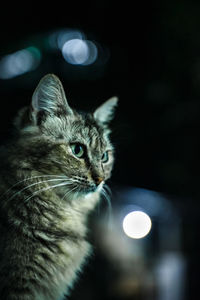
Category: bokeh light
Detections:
[
  {"x1": 123, "y1": 210, "x2": 152, "y2": 239},
  {"x1": 62, "y1": 39, "x2": 98, "y2": 65},
  {"x1": 57, "y1": 29, "x2": 85, "y2": 50},
  {"x1": 0, "y1": 47, "x2": 41, "y2": 79},
  {"x1": 47, "y1": 29, "x2": 102, "y2": 67}
]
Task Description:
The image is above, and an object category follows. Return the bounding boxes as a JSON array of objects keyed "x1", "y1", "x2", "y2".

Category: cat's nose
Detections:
[{"x1": 95, "y1": 176, "x2": 104, "y2": 186}]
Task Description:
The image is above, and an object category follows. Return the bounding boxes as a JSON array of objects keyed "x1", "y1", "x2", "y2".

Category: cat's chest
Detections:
[
  {"x1": 53, "y1": 237, "x2": 91, "y2": 298},
  {"x1": 59, "y1": 237, "x2": 91, "y2": 269}
]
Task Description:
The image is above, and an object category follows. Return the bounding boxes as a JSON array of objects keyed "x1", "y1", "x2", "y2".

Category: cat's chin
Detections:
[
  {"x1": 72, "y1": 181, "x2": 104, "y2": 197},
  {"x1": 76, "y1": 186, "x2": 98, "y2": 196}
]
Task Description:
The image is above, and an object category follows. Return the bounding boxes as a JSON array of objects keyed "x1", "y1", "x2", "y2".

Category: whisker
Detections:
[
  {"x1": 103, "y1": 184, "x2": 112, "y2": 197},
  {"x1": 6, "y1": 178, "x2": 68, "y2": 203},
  {"x1": 61, "y1": 185, "x2": 78, "y2": 201},
  {"x1": 24, "y1": 181, "x2": 72, "y2": 203},
  {"x1": 1, "y1": 174, "x2": 67, "y2": 199},
  {"x1": 51, "y1": 159, "x2": 65, "y2": 166},
  {"x1": 100, "y1": 186, "x2": 113, "y2": 229}
]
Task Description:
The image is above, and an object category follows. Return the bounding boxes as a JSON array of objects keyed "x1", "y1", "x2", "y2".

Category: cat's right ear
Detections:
[{"x1": 31, "y1": 74, "x2": 73, "y2": 124}]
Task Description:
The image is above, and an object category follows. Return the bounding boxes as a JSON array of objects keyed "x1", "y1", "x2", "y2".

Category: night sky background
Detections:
[{"x1": 0, "y1": 1, "x2": 200, "y2": 299}]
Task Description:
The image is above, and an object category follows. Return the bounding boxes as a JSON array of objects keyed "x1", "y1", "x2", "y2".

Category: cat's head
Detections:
[{"x1": 15, "y1": 74, "x2": 118, "y2": 196}]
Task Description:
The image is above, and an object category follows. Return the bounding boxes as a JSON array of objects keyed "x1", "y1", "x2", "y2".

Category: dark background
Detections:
[{"x1": 0, "y1": 1, "x2": 199, "y2": 299}]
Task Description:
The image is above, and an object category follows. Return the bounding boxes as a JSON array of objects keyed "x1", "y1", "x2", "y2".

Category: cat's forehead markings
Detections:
[
  {"x1": 74, "y1": 125, "x2": 100, "y2": 147},
  {"x1": 84, "y1": 125, "x2": 105, "y2": 150}
]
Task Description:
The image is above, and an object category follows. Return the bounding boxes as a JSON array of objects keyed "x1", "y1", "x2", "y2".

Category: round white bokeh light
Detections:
[
  {"x1": 62, "y1": 39, "x2": 89, "y2": 65},
  {"x1": 123, "y1": 211, "x2": 152, "y2": 239},
  {"x1": 62, "y1": 38, "x2": 98, "y2": 65}
]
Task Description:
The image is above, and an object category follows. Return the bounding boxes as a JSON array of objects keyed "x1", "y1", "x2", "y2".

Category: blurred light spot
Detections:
[
  {"x1": 155, "y1": 252, "x2": 186, "y2": 300},
  {"x1": 62, "y1": 39, "x2": 97, "y2": 65},
  {"x1": 123, "y1": 211, "x2": 152, "y2": 239},
  {"x1": 57, "y1": 29, "x2": 85, "y2": 49},
  {"x1": 121, "y1": 187, "x2": 175, "y2": 220},
  {"x1": 0, "y1": 47, "x2": 41, "y2": 79},
  {"x1": 47, "y1": 29, "x2": 101, "y2": 67},
  {"x1": 84, "y1": 40, "x2": 98, "y2": 65},
  {"x1": 62, "y1": 39, "x2": 88, "y2": 64},
  {"x1": 47, "y1": 29, "x2": 85, "y2": 50}
]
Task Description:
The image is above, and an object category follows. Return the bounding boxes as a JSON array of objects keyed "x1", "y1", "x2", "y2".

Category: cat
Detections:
[{"x1": 0, "y1": 74, "x2": 118, "y2": 300}]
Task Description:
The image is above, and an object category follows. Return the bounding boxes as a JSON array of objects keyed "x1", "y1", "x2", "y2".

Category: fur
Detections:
[{"x1": 0, "y1": 74, "x2": 118, "y2": 300}]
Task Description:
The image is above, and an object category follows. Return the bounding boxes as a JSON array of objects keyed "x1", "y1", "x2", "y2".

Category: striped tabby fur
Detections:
[{"x1": 0, "y1": 74, "x2": 118, "y2": 300}]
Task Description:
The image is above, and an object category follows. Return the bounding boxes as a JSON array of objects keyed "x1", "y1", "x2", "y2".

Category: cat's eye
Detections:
[
  {"x1": 71, "y1": 144, "x2": 85, "y2": 158},
  {"x1": 101, "y1": 151, "x2": 109, "y2": 163}
]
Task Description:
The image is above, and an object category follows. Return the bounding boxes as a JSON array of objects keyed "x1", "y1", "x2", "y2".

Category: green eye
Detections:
[
  {"x1": 101, "y1": 151, "x2": 109, "y2": 163},
  {"x1": 71, "y1": 144, "x2": 85, "y2": 158}
]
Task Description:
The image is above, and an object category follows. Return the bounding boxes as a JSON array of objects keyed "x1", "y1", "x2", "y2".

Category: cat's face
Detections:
[
  {"x1": 16, "y1": 74, "x2": 118, "y2": 197},
  {"x1": 37, "y1": 113, "x2": 115, "y2": 195}
]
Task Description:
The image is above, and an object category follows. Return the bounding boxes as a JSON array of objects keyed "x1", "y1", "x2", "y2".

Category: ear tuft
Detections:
[
  {"x1": 31, "y1": 74, "x2": 72, "y2": 124},
  {"x1": 93, "y1": 96, "x2": 118, "y2": 124}
]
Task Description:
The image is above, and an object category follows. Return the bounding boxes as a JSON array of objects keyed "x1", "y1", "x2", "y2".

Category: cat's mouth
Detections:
[{"x1": 70, "y1": 176, "x2": 104, "y2": 195}]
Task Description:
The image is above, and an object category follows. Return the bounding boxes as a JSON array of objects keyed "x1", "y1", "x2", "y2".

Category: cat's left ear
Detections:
[
  {"x1": 93, "y1": 96, "x2": 118, "y2": 124},
  {"x1": 31, "y1": 74, "x2": 73, "y2": 124}
]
